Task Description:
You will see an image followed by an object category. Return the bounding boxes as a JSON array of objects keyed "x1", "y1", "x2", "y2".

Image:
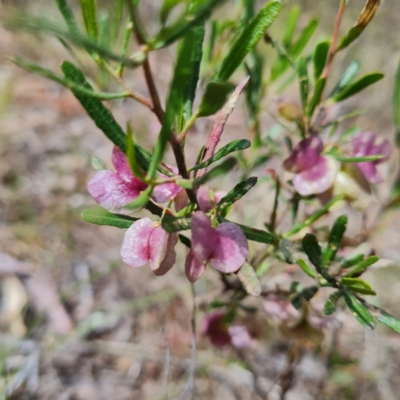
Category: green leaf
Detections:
[
  {"x1": 160, "y1": 0, "x2": 188, "y2": 25},
  {"x1": 81, "y1": 208, "x2": 137, "y2": 229},
  {"x1": 332, "y1": 73, "x2": 384, "y2": 102},
  {"x1": 313, "y1": 40, "x2": 330, "y2": 81},
  {"x1": 323, "y1": 215, "x2": 347, "y2": 266},
  {"x1": 291, "y1": 286, "x2": 319, "y2": 309},
  {"x1": 337, "y1": 0, "x2": 380, "y2": 52},
  {"x1": 216, "y1": 177, "x2": 257, "y2": 214},
  {"x1": 178, "y1": 233, "x2": 191, "y2": 248},
  {"x1": 197, "y1": 81, "x2": 235, "y2": 117},
  {"x1": 393, "y1": 58, "x2": 400, "y2": 142},
  {"x1": 175, "y1": 202, "x2": 197, "y2": 217},
  {"x1": 284, "y1": 194, "x2": 344, "y2": 238},
  {"x1": 161, "y1": 214, "x2": 191, "y2": 232},
  {"x1": 150, "y1": 0, "x2": 225, "y2": 49},
  {"x1": 193, "y1": 158, "x2": 237, "y2": 188},
  {"x1": 125, "y1": 186, "x2": 153, "y2": 211},
  {"x1": 80, "y1": 0, "x2": 98, "y2": 41},
  {"x1": 54, "y1": 0, "x2": 80, "y2": 34},
  {"x1": 237, "y1": 262, "x2": 261, "y2": 296},
  {"x1": 271, "y1": 18, "x2": 318, "y2": 81},
  {"x1": 91, "y1": 156, "x2": 107, "y2": 172},
  {"x1": 298, "y1": 57, "x2": 309, "y2": 113},
  {"x1": 177, "y1": 0, "x2": 205, "y2": 130},
  {"x1": 280, "y1": 239, "x2": 294, "y2": 264},
  {"x1": 283, "y1": 5, "x2": 300, "y2": 49},
  {"x1": 215, "y1": 1, "x2": 282, "y2": 82},
  {"x1": 60, "y1": 61, "x2": 167, "y2": 174},
  {"x1": 297, "y1": 258, "x2": 317, "y2": 279},
  {"x1": 374, "y1": 308, "x2": 400, "y2": 333},
  {"x1": 126, "y1": 124, "x2": 145, "y2": 180},
  {"x1": 330, "y1": 61, "x2": 360, "y2": 97},
  {"x1": 343, "y1": 256, "x2": 379, "y2": 277},
  {"x1": 324, "y1": 291, "x2": 343, "y2": 315},
  {"x1": 190, "y1": 139, "x2": 250, "y2": 171},
  {"x1": 333, "y1": 154, "x2": 385, "y2": 163},
  {"x1": 340, "y1": 253, "x2": 364, "y2": 269},
  {"x1": 341, "y1": 277, "x2": 376, "y2": 295},
  {"x1": 12, "y1": 58, "x2": 128, "y2": 100},
  {"x1": 225, "y1": 221, "x2": 276, "y2": 245},
  {"x1": 302, "y1": 234, "x2": 322, "y2": 270},
  {"x1": 343, "y1": 291, "x2": 375, "y2": 329},
  {"x1": 307, "y1": 77, "x2": 326, "y2": 118}
]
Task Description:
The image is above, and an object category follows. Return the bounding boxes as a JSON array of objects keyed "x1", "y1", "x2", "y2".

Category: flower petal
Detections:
[
  {"x1": 210, "y1": 222, "x2": 248, "y2": 273},
  {"x1": 355, "y1": 162, "x2": 382, "y2": 184},
  {"x1": 87, "y1": 170, "x2": 144, "y2": 214},
  {"x1": 201, "y1": 311, "x2": 231, "y2": 347},
  {"x1": 185, "y1": 249, "x2": 206, "y2": 282},
  {"x1": 152, "y1": 182, "x2": 181, "y2": 203},
  {"x1": 293, "y1": 156, "x2": 338, "y2": 196},
  {"x1": 191, "y1": 212, "x2": 217, "y2": 264},
  {"x1": 120, "y1": 218, "x2": 154, "y2": 268},
  {"x1": 228, "y1": 325, "x2": 253, "y2": 348},
  {"x1": 351, "y1": 132, "x2": 391, "y2": 164},
  {"x1": 174, "y1": 189, "x2": 189, "y2": 212},
  {"x1": 112, "y1": 146, "x2": 133, "y2": 182},
  {"x1": 283, "y1": 136, "x2": 324, "y2": 173},
  {"x1": 149, "y1": 225, "x2": 178, "y2": 275}
]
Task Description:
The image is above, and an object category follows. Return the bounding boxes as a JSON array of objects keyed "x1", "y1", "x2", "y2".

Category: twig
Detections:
[{"x1": 161, "y1": 327, "x2": 171, "y2": 400}]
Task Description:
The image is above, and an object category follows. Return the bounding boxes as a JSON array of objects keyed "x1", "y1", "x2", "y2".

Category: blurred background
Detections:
[{"x1": 1, "y1": 0, "x2": 400, "y2": 399}]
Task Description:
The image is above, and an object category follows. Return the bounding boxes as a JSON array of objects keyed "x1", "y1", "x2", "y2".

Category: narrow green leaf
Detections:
[
  {"x1": 313, "y1": 40, "x2": 330, "y2": 81},
  {"x1": 343, "y1": 255, "x2": 379, "y2": 277},
  {"x1": 284, "y1": 194, "x2": 345, "y2": 238},
  {"x1": 302, "y1": 234, "x2": 322, "y2": 270},
  {"x1": 297, "y1": 258, "x2": 317, "y2": 279},
  {"x1": 341, "y1": 277, "x2": 376, "y2": 295},
  {"x1": 80, "y1": 0, "x2": 98, "y2": 41},
  {"x1": 298, "y1": 57, "x2": 309, "y2": 113},
  {"x1": 224, "y1": 221, "x2": 276, "y2": 245},
  {"x1": 333, "y1": 154, "x2": 385, "y2": 163},
  {"x1": 340, "y1": 253, "x2": 364, "y2": 269},
  {"x1": 216, "y1": 177, "x2": 257, "y2": 214},
  {"x1": 91, "y1": 156, "x2": 107, "y2": 172},
  {"x1": 280, "y1": 239, "x2": 294, "y2": 264},
  {"x1": 333, "y1": 73, "x2": 384, "y2": 102},
  {"x1": 190, "y1": 139, "x2": 250, "y2": 171},
  {"x1": 307, "y1": 77, "x2": 326, "y2": 118},
  {"x1": 323, "y1": 215, "x2": 347, "y2": 266},
  {"x1": 177, "y1": 0, "x2": 205, "y2": 130},
  {"x1": 162, "y1": 214, "x2": 191, "y2": 232},
  {"x1": 337, "y1": 0, "x2": 380, "y2": 52},
  {"x1": 160, "y1": 0, "x2": 187, "y2": 25},
  {"x1": 271, "y1": 18, "x2": 318, "y2": 81},
  {"x1": 197, "y1": 81, "x2": 234, "y2": 117},
  {"x1": 81, "y1": 208, "x2": 137, "y2": 228},
  {"x1": 193, "y1": 158, "x2": 237, "y2": 188},
  {"x1": 324, "y1": 291, "x2": 343, "y2": 315},
  {"x1": 343, "y1": 291, "x2": 375, "y2": 329},
  {"x1": 283, "y1": 5, "x2": 300, "y2": 49},
  {"x1": 330, "y1": 61, "x2": 361, "y2": 97},
  {"x1": 126, "y1": 124, "x2": 145, "y2": 180},
  {"x1": 376, "y1": 310, "x2": 400, "y2": 333},
  {"x1": 61, "y1": 61, "x2": 168, "y2": 174},
  {"x1": 150, "y1": 0, "x2": 226, "y2": 49},
  {"x1": 215, "y1": 1, "x2": 282, "y2": 82},
  {"x1": 291, "y1": 286, "x2": 319, "y2": 309},
  {"x1": 125, "y1": 186, "x2": 153, "y2": 211},
  {"x1": 175, "y1": 202, "x2": 197, "y2": 217},
  {"x1": 237, "y1": 262, "x2": 261, "y2": 296},
  {"x1": 12, "y1": 58, "x2": 128, "y2": 100},
  {"x1": 54, "y1": 0, "x2": 80, "y2": 34}
]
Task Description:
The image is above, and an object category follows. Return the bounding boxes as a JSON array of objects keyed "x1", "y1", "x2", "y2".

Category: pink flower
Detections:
[
  {"x1": 120, "y1": 218, "x2": 178, "y2": 276},
  {"x1": 87, "y1": 146, "x2": 147, "y2": 214},
  {"x1": 350, "y1": 132, "x2": 391, "y2": 184},
  {"x1": 201, "y1": 311, "x2": 253, "y2": 348},
  {"x1": 87, "y1": 147, "x2": 181, "y2": 213},
  {"x1": 185, "y1": 212, "x2": 248, "y2": 282},
  {"x1": 283, "y1": 136, "x2": 338, "y2": 196}
]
